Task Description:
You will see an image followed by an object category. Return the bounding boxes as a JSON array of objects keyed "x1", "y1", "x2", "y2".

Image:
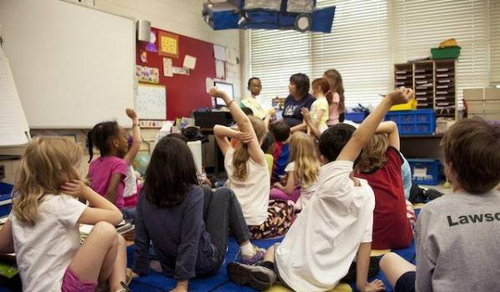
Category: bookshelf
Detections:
[{"x1": 394, "y1": 60, "x2": 457, "y2": 119}]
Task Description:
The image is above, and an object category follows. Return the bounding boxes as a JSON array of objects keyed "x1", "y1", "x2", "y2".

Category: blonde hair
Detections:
[
  {"x1": 357, "y1": 134, "x2": 389, "y2": 173},
  {"x1": 232, "y1": 116, "x2": 267, "y2": 181},
  {"x1": 289, "y1": 132, "x2": 320, "y2": 187},
  {"x1": 12, "y1": 137, "x2": 83, "y2": 225}
]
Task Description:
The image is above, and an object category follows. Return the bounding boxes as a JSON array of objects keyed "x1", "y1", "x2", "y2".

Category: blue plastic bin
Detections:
[
  {"x1": 345, "y1": 112, "x2": 367, "y2": 123},
  {"x1": 0, "y1": 183, "x2": 13, "y2": 217},
  {"x1": 385, "y1": 109, "x2": 436, "y2": 135},
  {"x1": 408, "y1": 159, "x2": 442, "y2": 185}
]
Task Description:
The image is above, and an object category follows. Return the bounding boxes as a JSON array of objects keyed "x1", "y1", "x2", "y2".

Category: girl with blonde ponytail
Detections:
[{"x1": 210, "y1": 87, "x2": 296, "y2": 239}]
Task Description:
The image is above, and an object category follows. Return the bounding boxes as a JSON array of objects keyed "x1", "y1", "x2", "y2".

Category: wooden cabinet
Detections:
[{"x1": 394, "y1": 60, "x2": 457, "y2": 119}]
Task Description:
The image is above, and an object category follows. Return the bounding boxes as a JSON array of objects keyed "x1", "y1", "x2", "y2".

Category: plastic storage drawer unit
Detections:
[
  {"x1": 408, "y1": 159, "x2": 442, "y2": 185},
  {"x1": 0, "y1": 183, "x2": 13, "y2": 217},
  {"x1": 385, "y1": 109, "x2": 436, "y2": 135}
]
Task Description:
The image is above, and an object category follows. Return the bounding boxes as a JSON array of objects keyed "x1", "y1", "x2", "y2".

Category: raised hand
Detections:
[
  {"x1": 126, "y1": 108, "x2": 138, "y2": 120},
  {"x1": 386, "y1": 87, "x2": 414, "y2": 106}
]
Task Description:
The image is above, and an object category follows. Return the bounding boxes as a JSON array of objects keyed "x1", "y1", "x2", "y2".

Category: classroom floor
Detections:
[{"x1": 128, "y1": 208, "x2": 421, "y2": 292}]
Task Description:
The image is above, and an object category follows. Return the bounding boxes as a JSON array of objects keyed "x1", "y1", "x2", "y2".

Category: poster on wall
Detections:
[
  {"x1": 216, "y1": 60, "x2": 225, "y2": 79},
  {"x1": 146, "y1": 30, "x2": 158, "y2": 52},
  {"x1": 158, "y1": 31, "x2": 179, "y2": 58},
  {"x1": 136, "y1": 65, "x2": 159, "y2": 84},
  {"x1": 163, "y1": 58, "x2": 173, "y2": 77}
]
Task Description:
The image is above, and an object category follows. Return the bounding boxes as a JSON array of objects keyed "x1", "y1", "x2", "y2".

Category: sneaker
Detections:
[
  {"x1": 227, "y1": 262, "x2": 276, "y2": 291},
  {"x1": 240, "y1": 246, "x2": 266, "y2": 265}
]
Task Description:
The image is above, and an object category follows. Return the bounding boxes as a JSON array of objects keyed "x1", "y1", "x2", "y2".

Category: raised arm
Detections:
[
  {"x1": 210, "y1": 87, "x2": 266, "y2": 166},
  {"x1": 376, "y1": 121, "x2": 400, "y2": 150},
  {"x1": 337, "y1": 88, "x2": 414, "y2": 162},
  {"x1": 213, "y1": 125, "x2": 253, "y2": 156},
  {"x1": 123, "y1": 108, "x2": 142, "y2": 165}
]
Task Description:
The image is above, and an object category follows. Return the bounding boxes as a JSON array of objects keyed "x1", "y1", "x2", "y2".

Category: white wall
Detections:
[
  {"x1": 0, "y1": 1, "x2": 244, "y2": 184},
  {"x1": 94, "y1": 0, "x2": 243, "y2": 99}
]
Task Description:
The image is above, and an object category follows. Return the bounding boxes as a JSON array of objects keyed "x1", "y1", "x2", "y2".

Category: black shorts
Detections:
[{"x1": 395, "y1": 271, "x2": 416, "y2": 292}]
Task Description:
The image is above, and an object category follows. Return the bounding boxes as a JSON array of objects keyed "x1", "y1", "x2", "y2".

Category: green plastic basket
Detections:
[{"x1": 431, "y1": 46, "x2": 461, "y2": 60}]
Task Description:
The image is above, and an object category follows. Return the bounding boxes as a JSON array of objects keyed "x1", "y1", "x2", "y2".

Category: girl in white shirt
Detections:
[
  {"x1": 271, "y1": 132, "x2": 320, "y2": 210},
  {"x1": 2, "y1": 137, "x2": 129, "y2": 292},
  {"x1": 210, "y1": 87, "x2": 296, "y2": 239}
]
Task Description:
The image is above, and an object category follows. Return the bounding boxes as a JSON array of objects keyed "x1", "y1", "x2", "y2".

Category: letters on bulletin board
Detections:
[{"x1": 158, "y1": 31, "x2": 179, "y2": 58}]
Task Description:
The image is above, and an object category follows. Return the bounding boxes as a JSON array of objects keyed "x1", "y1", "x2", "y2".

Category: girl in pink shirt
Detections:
[
  {"x1": 87, "y1": 109, "x2": 138, "y2": 214},
  {"x1": 324, "y1": 69, "x2": 346, "y2": 126}
]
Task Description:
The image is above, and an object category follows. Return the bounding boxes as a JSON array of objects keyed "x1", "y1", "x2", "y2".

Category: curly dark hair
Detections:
[
  {"x1": 144, "y1": 136, "x2": 199, "y2": 207},
  {"x1": 87, "y1": 121, "x2": 120, "y2": 162}
]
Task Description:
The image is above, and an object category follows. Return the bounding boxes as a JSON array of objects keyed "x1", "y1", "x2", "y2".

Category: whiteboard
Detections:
[
  {"x1": 0, "y1": 46, "x2": 30, "y2": 146},
  {"x1": 0, "y1": 0, "x2": 136, "y2": 129},
  {"x1": 136, "y1": 84, "x2": 167, "y2": 120}
]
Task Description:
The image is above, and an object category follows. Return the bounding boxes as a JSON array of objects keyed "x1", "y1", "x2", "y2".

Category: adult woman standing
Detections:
[{"x1": 282, "y1": 73, "x2": 315, "y2": 133}]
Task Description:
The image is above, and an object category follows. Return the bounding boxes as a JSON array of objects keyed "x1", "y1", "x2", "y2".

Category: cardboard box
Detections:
[{"x1": 464, "y1": 88, "x2": 500, "y2": 101}]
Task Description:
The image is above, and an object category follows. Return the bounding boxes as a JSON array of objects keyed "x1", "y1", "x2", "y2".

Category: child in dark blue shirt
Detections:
[{"x1": 132, "y1": 136, "x2": 264, "y2": 292}]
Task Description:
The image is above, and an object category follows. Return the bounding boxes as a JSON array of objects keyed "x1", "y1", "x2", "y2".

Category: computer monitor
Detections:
[{"x1": 213, "y1": 81, "x2": 234, "y2": 107}]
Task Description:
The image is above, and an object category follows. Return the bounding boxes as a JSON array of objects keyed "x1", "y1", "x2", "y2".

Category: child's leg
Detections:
[
  {"x1": 380, "y1": 252, "x2": 416, "y2": 289},
  {"x1": 227, "y1": 245, "x2": 278, "y2": 290},
  {"x1": 269, "y1": 188, "x2": 300, "y2": 202},
  {"x1": 202, "y1": 187, "x2": 232, "y2": 257},
  {"x1": 203, "y1": 187, "x2": 264, "y2": 265},
  {"x1": 249, "y1": 200, "x2": 296, "y2": 239},
  {"x1": 68, "y1": 222, "x2": 127, "y2": 291}
]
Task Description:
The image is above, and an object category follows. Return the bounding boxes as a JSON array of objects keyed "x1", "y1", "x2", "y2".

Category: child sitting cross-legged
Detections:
[
  {"x1": 380, "y1": 117, "x2": 500, "y2": 292},
  {"x1": 210, "y1": 87, "x2": 296, "y2": 239},
  {"x1": 6, "y1": 137, "x2": 129, "y2": 292},
  {"x1": 226, "y1": 87, "x2": 414, "y2": 291},
  {"x1": 131, "y1": 136, "x2": 264, "y2": 292},
  {"x1": 270, "y1": 131, "x2": 320, "y2": 210}
]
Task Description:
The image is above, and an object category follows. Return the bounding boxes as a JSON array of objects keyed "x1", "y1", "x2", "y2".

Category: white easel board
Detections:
[
  {"x1": 0, "y1": 0, "x2": 135, "y2": 129},
  {"x1": 0, "y1": 46, "x2": 30, "y2": 146},
  {"x1": 136, "y1": 84, "x2": 167, "y2": 120}
]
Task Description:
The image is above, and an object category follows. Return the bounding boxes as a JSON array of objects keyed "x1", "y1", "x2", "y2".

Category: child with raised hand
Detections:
[
  {"x1": 87, "y1": 109, "x2": 135, "y2": 218},
  {"x1": 380, "y1": 117, "x2": 500, "y2": 292},
  {"x1": 7, "y1": 137, "x2": 128, "y2": 292},
  {"x1": 227, "y1": 87, "x2": 414, "y2": 292},
  {"x1": 210, "y1": 87, "x2": 295, "y2": 239},
  {"x1": 122, "y1": 109, "x2": 142, "y2": 209},
  {"x1": 355, "y1": 121, "x2": 413, "y2": 249},
  {"x1": 301, "y1": 77, "x2": 331, "y2": 138},
  {"x1": 132, "y1": 136, "x2": 265, "y2": 292},
  {"x1": 270, "y1": 132, "x2": 320, "y2": 210}
]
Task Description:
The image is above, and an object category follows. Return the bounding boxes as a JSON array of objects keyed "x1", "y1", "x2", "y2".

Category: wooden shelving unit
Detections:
[
  {"x1": 434, "y1": 60, "x2": 456, "y2": 119},
  {"x1": 394, "y1": 60, "x2": 457, "y2": 119}
]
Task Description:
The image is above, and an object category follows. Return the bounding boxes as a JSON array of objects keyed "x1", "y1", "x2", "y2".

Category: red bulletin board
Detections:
[{"x1": 136, "y1": 27, "x2": 217, "y2": 120}]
